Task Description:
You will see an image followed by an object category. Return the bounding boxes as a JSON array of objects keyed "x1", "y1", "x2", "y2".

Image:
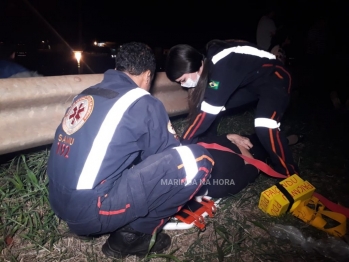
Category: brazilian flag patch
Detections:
[{"x1": 209, "y1": 80, "x2": 220, "y2": 90}]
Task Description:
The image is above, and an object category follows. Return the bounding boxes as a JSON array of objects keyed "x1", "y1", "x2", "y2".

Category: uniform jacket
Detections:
[
  {"x1": 47, "y1": 69, "x2": 180, "y2": 220},
  {"x1": 181, "y1": 41, "x2": 290, "y2": 144}
]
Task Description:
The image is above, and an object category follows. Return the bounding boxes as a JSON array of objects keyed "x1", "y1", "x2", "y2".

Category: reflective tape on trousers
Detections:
[{"x1": 254, "y1": 118, "x2": 280, "y2": 129}]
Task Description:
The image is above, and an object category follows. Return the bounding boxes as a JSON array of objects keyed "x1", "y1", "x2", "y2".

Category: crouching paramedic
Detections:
[
  {"x1": 165, "y1": 39, "x2": 299, "y2": 176},
  {"x1": 47, "y1": 42, "x2": 214, "y2": 259}
]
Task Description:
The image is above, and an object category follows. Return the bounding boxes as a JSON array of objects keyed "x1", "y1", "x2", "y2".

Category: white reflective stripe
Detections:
[
  {"x1": 201, "y1": 101, "x2": 225, "y2": 115},
  {"x1": 174, "y1": 146, "x2": 198, "y2": 186},
  {"x1": 254, "y1": 118, "x2": 280, "y2": 129},
  {"x1": 77, "y1": 88, "x2": 149, "y2": 190},
  {"x1": 212, "y1": 46, "x2": 276, "y2": 64}
]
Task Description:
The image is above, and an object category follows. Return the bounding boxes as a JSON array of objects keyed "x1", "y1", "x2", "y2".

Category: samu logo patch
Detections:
[
  {"x1": 62, "y1": 95, "x2": 94, "y2": 135},
  {"x1": 208, "y1": 80, "x2": 220, "y2": 90}
]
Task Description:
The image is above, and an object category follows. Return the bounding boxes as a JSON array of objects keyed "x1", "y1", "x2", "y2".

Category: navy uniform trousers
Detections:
[{"x1": 65, "y1": 144, "x2": 213, "y2": 236}]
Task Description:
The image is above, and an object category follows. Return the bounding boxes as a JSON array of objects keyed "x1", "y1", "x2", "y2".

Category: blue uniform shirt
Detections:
[{"x1": 47, "y1": 69, "x2": 180, "y2": 218}]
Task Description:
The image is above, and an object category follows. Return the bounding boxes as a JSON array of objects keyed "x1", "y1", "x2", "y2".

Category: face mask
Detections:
[{"x1": 181, "y1": 72, "x2": 200, "y2": 88}]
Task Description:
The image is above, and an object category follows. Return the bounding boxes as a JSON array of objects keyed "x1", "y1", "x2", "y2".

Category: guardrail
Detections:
[{"x1": 0, "y1": 72, "x2": 188, "y2": 155}]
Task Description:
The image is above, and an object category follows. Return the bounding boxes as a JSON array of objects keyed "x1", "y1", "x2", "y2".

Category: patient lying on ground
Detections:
[{"x1": 197, "y1": 133, "x2": 301, "y2": 198}]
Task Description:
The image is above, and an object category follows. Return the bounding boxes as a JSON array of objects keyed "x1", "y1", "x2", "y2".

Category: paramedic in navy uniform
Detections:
[
  {"x1": 47, "y1": 42, "x2": 214, "y2": 259},
  {"x1": 165, "y1": 39, "x2": 298, "y2": 177}
]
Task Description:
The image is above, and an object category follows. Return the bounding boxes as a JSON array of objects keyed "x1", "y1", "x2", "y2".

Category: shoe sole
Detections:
[{"x1": 101, "y1": 242, "x2": 169, "y2": 259}]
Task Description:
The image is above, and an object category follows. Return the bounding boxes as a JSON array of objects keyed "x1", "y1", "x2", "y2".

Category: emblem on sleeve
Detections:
[{"x1": 62, "y1": 95, "x2": 94, "y2": 135}]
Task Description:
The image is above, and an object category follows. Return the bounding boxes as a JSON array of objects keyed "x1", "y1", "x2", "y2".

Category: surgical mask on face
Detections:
[{"x1": 181, "y1": 72, "x2": 200, "y2": 88}]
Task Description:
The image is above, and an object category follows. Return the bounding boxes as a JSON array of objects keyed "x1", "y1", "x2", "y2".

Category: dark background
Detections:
[
  {"x1": 0, "y1": 0, "x2": 348, "y2": 75},
  {"x1": 1, "y1": 0, "x2": 348, "y2": 48}
]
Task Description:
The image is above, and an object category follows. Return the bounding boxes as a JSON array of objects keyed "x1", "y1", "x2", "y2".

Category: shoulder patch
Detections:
[
  {"x1": 208, "y1": 80, "x2": 220, "y2": 90},
  {"x1": 62, "y1": 95, "x2": 94, "y2": 135}
]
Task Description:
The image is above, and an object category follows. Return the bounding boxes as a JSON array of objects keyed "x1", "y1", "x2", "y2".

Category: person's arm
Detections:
[
  {"x1": 226, "y1": 134, "x2": 254, "y2": 164},
  {"x1": 181, "y1": 53, "x2": 244, "y2": 144},
  {"x1": 129, "y1": 96, "x2": 180, "y2": 160},
  {"x1": 226, "y1": 134, "x2": 253, "y2": 150}
]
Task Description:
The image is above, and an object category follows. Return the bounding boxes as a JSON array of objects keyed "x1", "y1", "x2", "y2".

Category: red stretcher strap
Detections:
[
  {"x1": 173, "y1": 198, "x2": 218, "y2": 231},
  {"x1": 197, "y1": 197, "x2": 216, "y2": 217},
  {"x1": 313, "y1": 192, "x2": 349, "y2": 219},
  {"x1": 197, "y1": 142, "x2": 349, "y2": 219},
  {"x1": 197, "y1": 142, "x2": 287, "y2": 179}
]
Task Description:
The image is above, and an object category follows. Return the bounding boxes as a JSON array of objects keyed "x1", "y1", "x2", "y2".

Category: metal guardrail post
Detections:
[{"x1": 0, "y1": 72, "x2": 188, "y2": 155}]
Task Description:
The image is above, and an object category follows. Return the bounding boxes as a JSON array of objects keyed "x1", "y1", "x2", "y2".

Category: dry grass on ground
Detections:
[{"x1": 1, "y1": 72, "x2": 349, "y2": 261}]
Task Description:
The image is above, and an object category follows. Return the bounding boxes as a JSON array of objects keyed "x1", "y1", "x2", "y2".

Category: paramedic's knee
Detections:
[{"x1": 174, "y1": 144, "x2": 214, "y2": 183}]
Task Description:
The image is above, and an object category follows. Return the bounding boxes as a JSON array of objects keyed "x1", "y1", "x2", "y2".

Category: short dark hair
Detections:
[
  {"x1": 115, "y1": 42, "x2": 156, "y2": 78},
  {"x1": 165, "y1": 44, "x2": 203, "y2": 82}
]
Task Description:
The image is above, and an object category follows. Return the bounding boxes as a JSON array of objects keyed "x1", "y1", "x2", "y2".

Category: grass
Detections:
[
  {"x1": 0, "y1": 150, "x2": 60, "y2": 260},
  {"x1": 0, "y1": 67, "x2": 348, "y2": 261}
]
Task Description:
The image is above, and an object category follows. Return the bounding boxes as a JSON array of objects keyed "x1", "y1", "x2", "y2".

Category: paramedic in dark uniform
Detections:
[
  {"x1": 47, "y1": 42, "x2": 214, "y2": 259},
  {"x1": 165, "y1": 39, "x2": 298, "y2": 177}
]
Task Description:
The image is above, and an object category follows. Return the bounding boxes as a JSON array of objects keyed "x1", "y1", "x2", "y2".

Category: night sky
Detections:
[{"x1": 0, "y1": 0, "x2": 348, "y2": 50}]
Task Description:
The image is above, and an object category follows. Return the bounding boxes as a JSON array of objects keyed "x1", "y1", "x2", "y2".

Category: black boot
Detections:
[{"x1": 102, "y1": 225, "x2": 171, "y2": 258}]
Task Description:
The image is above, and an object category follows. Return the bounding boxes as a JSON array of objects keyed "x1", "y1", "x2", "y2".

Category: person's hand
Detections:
[{"x1": 226, "y1": 134, "x2": 253, "y2": 150}]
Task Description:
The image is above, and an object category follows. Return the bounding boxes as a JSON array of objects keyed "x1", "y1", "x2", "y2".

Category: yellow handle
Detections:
[{"x1": 291, "y1": 196, "x2": 347, "y2": 237}]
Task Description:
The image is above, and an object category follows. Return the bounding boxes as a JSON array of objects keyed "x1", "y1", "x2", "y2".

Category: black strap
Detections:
[{"x1": 275, "y1": 182, "x2": 294, "y2": 213}]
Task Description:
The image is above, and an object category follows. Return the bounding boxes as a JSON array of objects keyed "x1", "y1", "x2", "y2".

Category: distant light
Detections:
[
  {"x1": 94, "y1": 41, "x2": 97, "y2": 45},
  {"x1": 42, "y1": 40, "x2": 45, "y2": 43},
  {"x1": 73, "y1": 51, "x2": 82, "y2": 64}
]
